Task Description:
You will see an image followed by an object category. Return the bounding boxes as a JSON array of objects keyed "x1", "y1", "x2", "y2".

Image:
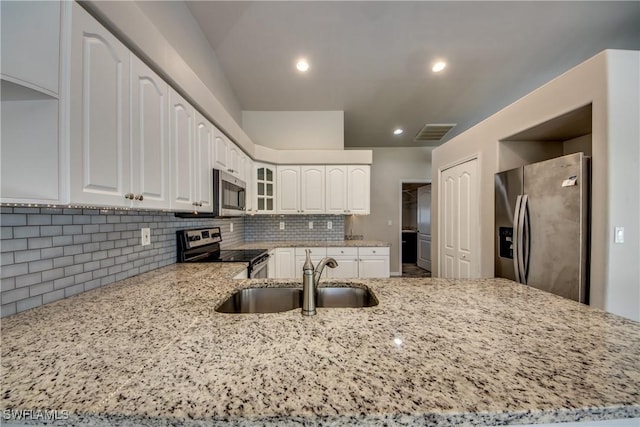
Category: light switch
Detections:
[
  {"x1": 230, "y1": 222, "x2": 234, "y2": 233},
  {"x1": 141, "y1": 228, "x2": 151, "y2": 246},
  {"x1": 615, "y1": 226, "x2": 624, "y2": 243},
  {"x1": 279, "y1": 221, "x2": 285, "y2": 230},
  {"x1": 327, "y1": 221, "x2": 333, "y2": 230}
]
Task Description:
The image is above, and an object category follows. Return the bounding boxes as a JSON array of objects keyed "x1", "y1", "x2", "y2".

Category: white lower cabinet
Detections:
[
  {"x1": 294, "y1": 248, "x2": 327, "y2": 280},
  {"x1": 270, "y1": 246, "x2": 389, "y2": 279},
  {"x1": 274, "y1": 248, "x2": 295, "y2": 279},
  {"x1": 358, "y1": 247, "x2": 390, "y2": 278},
  {"x1": 326, "y1": 247, "x2": 359, "y2": 278},
  {"x1": 267, "y1": 250, "x2": 276, "y2": 278}
]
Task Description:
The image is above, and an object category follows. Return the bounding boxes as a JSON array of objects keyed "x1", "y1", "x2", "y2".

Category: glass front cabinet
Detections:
[{"x1": 255, "y1": 163, "x2": 276, "y2": 214}]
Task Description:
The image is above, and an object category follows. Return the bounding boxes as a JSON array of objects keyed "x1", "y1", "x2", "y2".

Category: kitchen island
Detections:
[{"x1": 1, "y1": 263, "x2": 639, "y2": 426}]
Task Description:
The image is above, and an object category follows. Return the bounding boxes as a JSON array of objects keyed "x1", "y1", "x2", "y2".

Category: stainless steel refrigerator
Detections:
[{"x1": 495, "y1": 152, "x2": 590, "y2": 303}]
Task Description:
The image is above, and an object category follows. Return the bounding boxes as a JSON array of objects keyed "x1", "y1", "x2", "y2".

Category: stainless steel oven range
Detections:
[{"x1": 176, "y1": 227, "x2": 268, "y2": 278}]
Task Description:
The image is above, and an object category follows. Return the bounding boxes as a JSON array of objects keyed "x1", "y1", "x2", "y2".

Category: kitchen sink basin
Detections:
[
  {"x1": 315, "y1": 286, "x2": 378, "y2": 308},
  {"x1": 215, "y1": 286, "x2": 378, "y2": 313},
  {"x1": 215, "y1": 287, "x2": 302, "y2": 313}
]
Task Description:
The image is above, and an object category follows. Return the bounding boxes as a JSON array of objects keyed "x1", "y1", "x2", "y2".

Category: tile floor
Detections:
[{"x1": 401, "y1": 263, "x2": 431, "y2": 278}]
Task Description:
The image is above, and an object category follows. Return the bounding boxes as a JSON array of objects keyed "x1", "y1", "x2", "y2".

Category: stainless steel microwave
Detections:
[
  {"x1": 214, "y1": 168, "x2": 246, "y2": 217},
  {"x1": 175, "y1": 168, "x2": 245, "y2": 218}
]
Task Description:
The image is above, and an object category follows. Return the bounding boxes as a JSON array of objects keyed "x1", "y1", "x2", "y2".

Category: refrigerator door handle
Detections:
[
  {"x1": 513, "y1": 195, "x2": 523, "y2": 283},
  {"x1": 521, "y1": 195, "x2": 530, "y2": 284}
]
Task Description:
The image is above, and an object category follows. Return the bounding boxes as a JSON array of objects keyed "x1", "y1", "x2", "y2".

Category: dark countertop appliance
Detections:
[{"x1": 177, "y1": 227, "x2": 268, "y2": 278}]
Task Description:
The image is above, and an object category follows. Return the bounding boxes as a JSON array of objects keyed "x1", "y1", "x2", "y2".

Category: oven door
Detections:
[{"x1": 249, "y1": 256, "x2": 269, "y2": 279}]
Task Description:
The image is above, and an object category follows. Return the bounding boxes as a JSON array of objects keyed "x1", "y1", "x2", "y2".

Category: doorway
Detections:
[{"x1": 400, "y1": 181, "x2": 431, "y2": 278}]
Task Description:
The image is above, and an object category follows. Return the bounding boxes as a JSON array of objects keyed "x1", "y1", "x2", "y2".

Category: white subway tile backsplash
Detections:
[{"x1": 0, "y1": 207, "x2": 244, "y2": 316}]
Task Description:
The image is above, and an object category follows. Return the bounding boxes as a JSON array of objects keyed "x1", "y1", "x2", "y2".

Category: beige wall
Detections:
[
  {"x1": 243, "y1": 111, "x2": 344, "y2": 150},
  {"x1": 431, "y1": 50, "x2": 640, "y2": 321},
  {"x1": 346, "y1": 147, "x2": 432, "y2": 275}
]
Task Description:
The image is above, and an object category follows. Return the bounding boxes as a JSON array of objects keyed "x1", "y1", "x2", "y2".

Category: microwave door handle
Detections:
[{"x1": 513, "y1": 195, "x2": 522, "y2": 283}]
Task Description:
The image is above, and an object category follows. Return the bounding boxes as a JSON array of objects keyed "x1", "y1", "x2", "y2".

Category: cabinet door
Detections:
[
  {"x1": 213, "y1": 129, "x2": 228, "y2": 170},
  {"x1": 1, "y1": 1, "x2": 60, "y2": 95},
  {"x1": 194, "y1": 111, "x2": 213, "y2": 212},
  {"x1": 301, "y1": 166, "x2": 325, "y2": 214},
  {"x1": 327, "y1": 257, "x2": 359, "y2": 278},
  {"x1": 169, "y1": 89, "x2": 195, "y2": 211},
  {"x1": 326, "y1": 165, "x2": 348, "y2": 214},
  {"x1": 267, "y1": 250, "x2": 276, "y2": 278},
  {"x1": 245, "y1": 158, "x2": 255, "y2": 213},
  {"x1": 130, "y1": 55, "x2": 170, "y2": 210},
  {"x1": 358, "y1": 257, "x2": 390, "y2": 278},
  {"x1": 275, "y1": 248, "x2": 295, "y2": 279},
  {"x1": 256, "y1": 163, "x2": 276, "y2": 214},
  {"x1": 228, "y1": 143, "x2": 240, "y2": 176},
  {"x1": 70, "y1": 4, "x2": 130, "y2": 206},
  {"x1": 277, "y1": 166, "x2": 301, "y2": 214},
  {"x1": 347, "y1": 165, "x2": 370, "y2": 214}
]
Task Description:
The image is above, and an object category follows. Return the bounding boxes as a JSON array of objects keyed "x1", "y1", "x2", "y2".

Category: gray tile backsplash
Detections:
[
  {"x1": 0, "y1": 207, "x2": 243, "y2": 317},
  {"x1": 244, "y1": 215, "x2": 344, "y2": 242}
]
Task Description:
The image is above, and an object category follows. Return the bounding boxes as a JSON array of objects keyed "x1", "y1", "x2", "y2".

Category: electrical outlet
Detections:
[
  {"x1": 309, "y1": 221, "x2": 313, "y2": 229},
  {"x1": 230, "y1": 222, "x2": 234, "y2": 233},
  {"x1": 327, "y1": 221, "x2": 333, "y2": 230},
  {"x1": 141, "y1": 228, "x2": 151, "y2": 246},
  {"x1": 279, "y1": 221, "x2": 285, "y2": 230}
]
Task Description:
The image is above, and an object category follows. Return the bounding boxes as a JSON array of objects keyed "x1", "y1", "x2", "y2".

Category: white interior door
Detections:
[
  {"x1": 440, "y1": 158, "x2": 479, "y2": 278},
  {"x1": 417, "y1": 185, "x2": 431, "y2": 270}
]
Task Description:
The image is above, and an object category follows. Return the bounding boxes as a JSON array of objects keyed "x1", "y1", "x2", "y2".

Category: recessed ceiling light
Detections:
[
  {"x1": 432, "y1": 61, "x2": 447, "y2": 73},
  {"x1": 393, "y1": 128, "x2": 404, "y2": 135},
  {"x1": 296, "y1": 58, "x2": 310, "y2": 72}
]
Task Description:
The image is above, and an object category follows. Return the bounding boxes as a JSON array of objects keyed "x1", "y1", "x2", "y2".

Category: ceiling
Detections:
[{"x1": 185, "y1": 1, "x2": 640, "y2": 148}]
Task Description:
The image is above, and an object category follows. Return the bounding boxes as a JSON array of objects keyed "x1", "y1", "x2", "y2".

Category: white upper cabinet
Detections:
[
  {"x1": 325, "y1": 165, "x2": 348, "y2": 214},
  {"x1": 347, "y1": 165, "x2": 370, "y2": 214},
  {"x1": 213, "y1": 129, "x2": 245, "y2": 180},
  {"x1": 325, "y1": 165, "x2": 370, "y2": 214},
  {"x1": 1, "y1": 1, "x2": 60, "y2": 96},
  {"x1": 255, "y1": 163, "x2": 276, "y2": 214},
  {"x1": 130, "y1": 55, "x2": 170, "y2": 210},
  {"x1": 1, "y1": 1, "x2": 68, "y2": 205},
  {"x1": 169, "y1": 88, "x2": 195, "y2": 211},
  {"x1": 194, "y1": 111, "x2": 213, "y2": 212},
  {"x1": 245, "y1": 158, "x2": 256, "y2": 213},
  {"x1": 277, "y1": 166, "x2": 301, "y2": 214},
  {"x1": 213, "y1": 130, "x2": 229, "y2": 170},
  {"x1": 300, "y1": 166, "x2": 326, "y2": 214},
  {"x1": 70, "y1": 3, "x2": 131, "y2": 206}
]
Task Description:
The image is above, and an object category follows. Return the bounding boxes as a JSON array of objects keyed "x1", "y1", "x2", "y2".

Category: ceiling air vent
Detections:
[{"x1": 414, "y1": 123, "x2": 456, "y2": 143}]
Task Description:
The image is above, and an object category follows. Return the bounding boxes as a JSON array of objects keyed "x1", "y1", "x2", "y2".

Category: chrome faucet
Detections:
[{"x1": 302, "y1": 249, "x2": 338, "y2": 316}]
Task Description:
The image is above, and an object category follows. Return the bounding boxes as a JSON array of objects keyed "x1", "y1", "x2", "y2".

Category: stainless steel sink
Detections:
[
  {"x1": 215, "y1": 286, "x2": 378, "y2": 313},
  {"x1": 215, "y1": 287, "x2": 302, "y2": 313},
  {"x1": 316, "y1": 287, "x2": 378, "y2": 308}
]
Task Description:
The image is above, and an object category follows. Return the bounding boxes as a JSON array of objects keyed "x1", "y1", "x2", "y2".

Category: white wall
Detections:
[
  {"x1": 243, "y1": 111, "x2": 344, "y2": 150},
  {"x1": 431, "y1": 50, "x2": 640, "y2": 321},
  {"x1": 83, "y1": 0, "x2": 255, "y2": 156},
  {"x1": 134, "y1": 1, "x2": 242, "y2": 124},
  {"x1": 604, "y1": 51, "x2": 640, "y2": 320},
  {"x1": 346, "y1": 147, "x2": 432, "y2": 275}
]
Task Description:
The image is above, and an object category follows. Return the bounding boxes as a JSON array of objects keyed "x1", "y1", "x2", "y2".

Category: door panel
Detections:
[
  {"x1": 417, "y1": 185, "x2": 432, "y2": 271},
  {"x1": 523, "y1": 153, "x2": 588, "y2": 302},
  {"x1": 169, "y1": 90, "x2": 194, "y2": 210},
  {"x1": 440, "y1": 159, "x2": 479, "y2": 279},
  {"x1": 326, "y1": 166, "x2": 347, "y2": 214}
]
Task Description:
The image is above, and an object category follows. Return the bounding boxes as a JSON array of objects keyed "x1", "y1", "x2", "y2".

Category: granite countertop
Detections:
[
  {"x1": 235, "y1": 240, "x2": 390, "y2": 250},
  {"x1": 1, "y1": 263, "x2": 639, "y2": 426}
]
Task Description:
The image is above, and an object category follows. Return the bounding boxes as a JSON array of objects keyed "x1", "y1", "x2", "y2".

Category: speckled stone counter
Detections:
[
  {"x1": 1, "y1": 263, "x2": 639, "y2": 426},
  {"x1": 235, "y1": 240, "x2": 390, "y2": 249}
]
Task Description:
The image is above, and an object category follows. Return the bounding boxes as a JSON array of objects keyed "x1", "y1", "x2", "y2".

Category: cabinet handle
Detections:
[
  {"x1": 134, "y1": 194, "x2": 144, "y2": 201},
  {"x1": 124, "y1": 193, "x2": 134, "y2": 200}
]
